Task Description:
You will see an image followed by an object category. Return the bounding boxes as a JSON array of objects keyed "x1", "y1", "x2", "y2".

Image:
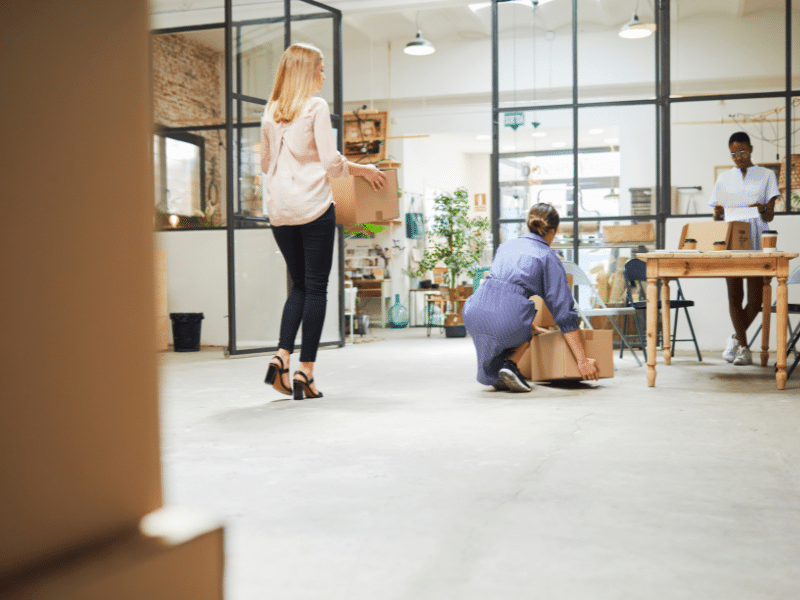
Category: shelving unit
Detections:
[{"x1": 344, "y1": 110, "x2": 388, "y2": 163}]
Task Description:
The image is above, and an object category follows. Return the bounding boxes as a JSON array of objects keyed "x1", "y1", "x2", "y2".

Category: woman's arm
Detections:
[
  {"x1": 260, "y1": 123, "x2": 269, "y2": 174},
  {"x1": 312, "y1": 99, "x2": 350, "y2": 178},
  {"x1": 563, "y1": 331, "x2": 599, "y2": 380},
  {"x1": 348, "y1": 162, "x2": 386, "y2": 191},
  {"x1": 760, "y1": 195, "x2": 778, "y2": 222}
]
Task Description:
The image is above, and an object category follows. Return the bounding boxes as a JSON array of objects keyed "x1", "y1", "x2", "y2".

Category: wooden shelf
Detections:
[{"x1": 344, "y1": 110, "x2": 388, "y2": 162}]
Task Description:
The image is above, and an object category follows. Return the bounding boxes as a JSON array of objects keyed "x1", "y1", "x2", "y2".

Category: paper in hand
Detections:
[{"x1": 716, "y1": 188, "x2": 760, "y2": 222}]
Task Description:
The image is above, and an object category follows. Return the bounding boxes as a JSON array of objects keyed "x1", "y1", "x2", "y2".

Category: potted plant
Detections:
[{"x1": 412, "y1": 188, "x2": 490, "y2": 337}]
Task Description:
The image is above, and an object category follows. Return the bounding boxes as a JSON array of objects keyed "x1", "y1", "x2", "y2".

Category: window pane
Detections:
[
  {"x1": 577, "y1": 0, "x2": 655, "y2": 101},
  {"x1": 150, "y1": 3, "x2": 224, "y2": 29},
  {"x1": 290, "y1": 2, "x2": 335, "y2": 108},
  {"x1": 497, "y1": 1, "x2": 572, "y2": 109},
  {"x1": 671, "y1": 4, "x2": 786, "y2": 96},
  {"x1": 671, "y1": 97, "x2": 787, "y2": 216},
  {"x1": 578, "y1": 105, "x2": 656, "y2": 218},
  {"x1": 152, "y1": 29, "x2": 225, "y2": 129}
]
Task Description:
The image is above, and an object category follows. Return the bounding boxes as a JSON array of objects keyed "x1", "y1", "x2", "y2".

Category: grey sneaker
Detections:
[
  {"x1": 732, "y1": 345, "x2": 753, "y2": 366},
  {"x1": 722, "y1": 334, "x2": 740, "y2": 362}
]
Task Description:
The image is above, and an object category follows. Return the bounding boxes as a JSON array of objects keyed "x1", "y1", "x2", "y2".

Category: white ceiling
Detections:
[{"x1": 151, "y1": 0, "x2": 787, "y2": 48}]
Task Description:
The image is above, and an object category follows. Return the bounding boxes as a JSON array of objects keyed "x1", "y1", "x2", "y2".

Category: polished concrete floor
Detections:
[{"x1": 159, "y1": 328, "x2": 800, "y2": 600}]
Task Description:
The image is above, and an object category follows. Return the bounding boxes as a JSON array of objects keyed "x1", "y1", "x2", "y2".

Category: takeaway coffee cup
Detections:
[
  {"x1": 682, "y1": 238, "x2": 697, "y2": 250},
  {"x1": 762, "y1": 230, "x2": 778, "y2": 252},
  {"x1": 712, "y1": 241, "x2": 727, "y2": 251}
]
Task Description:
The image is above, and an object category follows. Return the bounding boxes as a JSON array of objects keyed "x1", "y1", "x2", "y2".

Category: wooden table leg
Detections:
[
  {"x1": 661, "y1": 278, "x2": 672, "y2": 365},
  {"x1": 761, "y1": 277, "x2": 772, "y2": 367},
  {"x1": 647, "y1": 276, "x2": 658, "y2": 387},
  {"x1": 777, "y1": 276, "x2": 788, "y2": 390}
]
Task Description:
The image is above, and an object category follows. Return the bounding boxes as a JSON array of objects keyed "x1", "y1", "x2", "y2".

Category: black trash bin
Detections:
[{"x1": 169, "y1": 313, "x2": 204, "y2": 352}]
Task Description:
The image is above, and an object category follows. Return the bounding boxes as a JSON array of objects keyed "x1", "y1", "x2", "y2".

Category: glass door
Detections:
[{"x1": 226, "y1": 0, "x2": 344, "y2": 356}]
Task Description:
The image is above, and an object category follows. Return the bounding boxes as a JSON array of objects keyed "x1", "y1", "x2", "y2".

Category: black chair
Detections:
[
  {"x1": 747, "y1": 265, "x2": 800, "y2": 379},
  {"x1": 621, "y1": 258, "x2": 703, "y2": 362},
  {"x1": 750, "y1": 267, "x2": 800, "y2": 377}
]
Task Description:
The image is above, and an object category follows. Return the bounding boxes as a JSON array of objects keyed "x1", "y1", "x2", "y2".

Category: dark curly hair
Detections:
[{"x1": 728, "y1": 131, "x2": 751, "y2": 147}]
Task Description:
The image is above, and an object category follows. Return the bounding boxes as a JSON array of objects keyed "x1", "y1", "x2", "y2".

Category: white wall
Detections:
[{"x1": 156, "y1": 229, "x2": 342, "y2": 349}]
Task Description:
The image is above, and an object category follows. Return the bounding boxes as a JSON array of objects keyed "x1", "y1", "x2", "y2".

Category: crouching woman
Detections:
[{"x1": 463, "y1": 203, "x2": 599, "y2": 392}]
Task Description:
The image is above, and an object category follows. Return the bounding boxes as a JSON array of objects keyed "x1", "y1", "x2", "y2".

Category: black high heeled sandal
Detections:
[
  {"x1": 292, "y1": 370, "x2": 323, "y2": 400},
  {"x1": 265, "y1": 356, "x2": 292, "y2": 396}
]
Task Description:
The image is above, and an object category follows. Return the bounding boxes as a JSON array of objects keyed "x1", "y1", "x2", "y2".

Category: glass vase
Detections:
[{"x1": 388, "y1": 294, "x2": 409, "y2": 328}]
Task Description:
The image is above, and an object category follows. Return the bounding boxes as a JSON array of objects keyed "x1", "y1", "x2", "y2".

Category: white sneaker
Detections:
[
  {"x1": 722, "y1": 334, "x2": 740, "y2": 363},
  {"x1": 733, "y1": 346, "x2": 753, "y2": 366}
]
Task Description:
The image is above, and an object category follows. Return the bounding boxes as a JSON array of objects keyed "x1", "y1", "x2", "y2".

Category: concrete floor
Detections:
[{"x1": 159, "y1": 328, "x2": 800, "y2": 600}]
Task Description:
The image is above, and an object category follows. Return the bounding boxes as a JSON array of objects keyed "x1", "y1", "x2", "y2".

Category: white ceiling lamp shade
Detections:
[
  {"x1": 404, "y1": 13, "x2": 435, "y2": 56},
  {"x1": 619, "y1": 2, "x2": 656, "y2": 39}
]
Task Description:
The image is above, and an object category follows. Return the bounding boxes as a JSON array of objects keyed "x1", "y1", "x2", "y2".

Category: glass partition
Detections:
[
  {"x1": 577, "y1": 0, "x2": 656, "y2": 102},
  {"x1": 496, "y1": 0, "x2": 572, "y2": 110},
  {"x1": 671, "y1": 97, "x2": 790, "y2": 217},
  {"x1": 670, "y1": 3, "x2": 786, "y2": 97}
]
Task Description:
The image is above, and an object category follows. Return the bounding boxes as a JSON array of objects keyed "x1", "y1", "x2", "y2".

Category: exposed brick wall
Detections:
[{"x1": 152, "y1": 33, "x2": 225, "y2": 225}]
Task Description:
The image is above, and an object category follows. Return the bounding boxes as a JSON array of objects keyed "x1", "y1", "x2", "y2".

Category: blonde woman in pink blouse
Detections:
[{"x1": 262, "y1": 43, "x2": 385, "y2": 400}]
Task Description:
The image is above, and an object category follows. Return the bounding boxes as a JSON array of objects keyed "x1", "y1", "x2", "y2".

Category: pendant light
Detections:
[
  {"x1": 404, "y1": 13, "x2": 435, "y2": 56},
  {"x1": 619, "y1": 1, "x2": 656, "y2": 39}
]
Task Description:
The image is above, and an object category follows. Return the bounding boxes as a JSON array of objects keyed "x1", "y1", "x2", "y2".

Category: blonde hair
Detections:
[
  {"x1": 268, "y1": 43, "x2": 323, "y2": 123},
  {"x1": 527, "y1": 203, "x2": 560, "y2": 236}
]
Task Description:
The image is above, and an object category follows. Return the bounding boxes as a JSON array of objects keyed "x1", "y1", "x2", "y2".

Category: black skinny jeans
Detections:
[{"x1": 272, "y1": 203, "x2": 336, "y2": 363}]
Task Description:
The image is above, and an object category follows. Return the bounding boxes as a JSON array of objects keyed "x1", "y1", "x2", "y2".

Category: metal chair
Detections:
[
  {"x1": 746, "y1": 265, "x2": 800, "y2": 378},
  {"x1": 424, "y1": 290, "x2": 446, "y2": 337},
  {"x1": 622, "y1": 258, "x2": 703, "y2": 362},
  {"x1": 562, "y1": 262, "x2": 642, "y2": 366}
]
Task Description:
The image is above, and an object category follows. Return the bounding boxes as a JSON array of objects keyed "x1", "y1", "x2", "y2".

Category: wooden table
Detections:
[{"x1": 637, "y1": 251, "x2": 799, "y2": 390}]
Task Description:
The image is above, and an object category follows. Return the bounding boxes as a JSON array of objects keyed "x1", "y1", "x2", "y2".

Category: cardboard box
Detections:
[
  {"x1": 333, "y1": 169, "x2": 399, "y2": 225},
  {"x1": 1, "y1": 509, "x2": 224, "y2": 600},
  {"x1": 531, "y1": 275, "x2": 572, "y2": 328},
  {"x1": 677, "y1": 221, "x2": 751, "y2": 251},
  {"x1": 528, "y1": 329, "x2": 615, "y2": 381},
  {"x1": 2, "y1": 0, "x2": 163, "y2": 579},
  {"x1": 603, "y1": 223, "x2": 655, "y2": 243}
]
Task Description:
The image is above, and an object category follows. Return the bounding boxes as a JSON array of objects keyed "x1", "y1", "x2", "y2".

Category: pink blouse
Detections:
[{"x1": 260, "y1": 97, "x2": 350, "y2": 226}]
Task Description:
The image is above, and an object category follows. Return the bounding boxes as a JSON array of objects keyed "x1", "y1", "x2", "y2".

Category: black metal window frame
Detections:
[{"x1": 491, "y1": 0, "x2": 798, "y2": 256}]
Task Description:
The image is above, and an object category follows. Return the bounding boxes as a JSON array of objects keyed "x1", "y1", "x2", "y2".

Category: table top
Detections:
[{"x1": 637, "y1": 251, "x2": 799, "y2": 259}]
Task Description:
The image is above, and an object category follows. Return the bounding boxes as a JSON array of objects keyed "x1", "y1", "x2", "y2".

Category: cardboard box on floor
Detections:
[
  {"x1": 531, "y1": 274, "x2": 573, "y2": 328},
  {"x1": 677, "y1": 221, "x2": 751, "y2": 251},
  {"x1": 0, "y1": 509, "x2": 224, "y2": 600},
  {"x1": 333, "y1": 169, "x2": 399, "y2": 225},
  {"x1": 527, "y1": 329, "x2": 615, "y2": 381}
]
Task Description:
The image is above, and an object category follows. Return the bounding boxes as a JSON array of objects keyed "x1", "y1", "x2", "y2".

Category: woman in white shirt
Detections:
[
  {"x1": 262, "y1": 43, "x2": 385, "y2": 399},
  {"x1": 708, "y1": 131, "x2": 780, "y2": 365}
]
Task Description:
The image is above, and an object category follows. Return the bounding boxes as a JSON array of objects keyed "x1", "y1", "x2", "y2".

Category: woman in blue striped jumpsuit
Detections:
[{"x1": 463, "y1": 203, "x2": 599, "y2": 392}]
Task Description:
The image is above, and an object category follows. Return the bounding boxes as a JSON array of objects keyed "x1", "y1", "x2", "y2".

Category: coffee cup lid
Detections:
[{"x1": 763, "y1": 230, "x2": 778, "y2": 234}]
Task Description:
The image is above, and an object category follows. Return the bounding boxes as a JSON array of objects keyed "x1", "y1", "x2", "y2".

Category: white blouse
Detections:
[
  {"x1": 708, "y1": 165, "x2": 780, "y2": 250},
  {"x1": 260, "y1": 97, "x2": 349, "y2": 227}
]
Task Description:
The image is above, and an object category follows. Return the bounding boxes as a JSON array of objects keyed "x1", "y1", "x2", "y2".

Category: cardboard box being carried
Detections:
[
  {"x1": 677, "y1": 221, "x2": 750, "y2": 251},
  {"x1": 531, "y1": 274, "x2": 573, "y2": 328},
  {"x1": 333, "y1": 169, "x2": 399, "y2": 225},
  {"x1": 528, "y1": 329, "x2": 614, "y2": 381}
]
